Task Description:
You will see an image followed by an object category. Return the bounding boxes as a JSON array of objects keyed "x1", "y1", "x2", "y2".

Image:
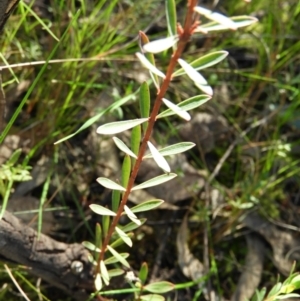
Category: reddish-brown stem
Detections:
[{"x1": 96, "y1": 0, "x2": 198, "y2": 275}]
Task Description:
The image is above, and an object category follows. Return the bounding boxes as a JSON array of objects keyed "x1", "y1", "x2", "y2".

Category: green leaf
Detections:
[
  {"x1": 112, "y1": 190, "x2": 121, "y2": 213},
  {"x1": 95, "y1": 273, "x2": 102, "y2": 291},
  {"x1": 157, "y1": 95, "x2": 211, "y2": 119},
  {"x1": 276, "y1": 294, "x2": 300, "y2": 299},
  {"x1": 122, "y1": 155, "x2": 131, "y2": 188},
  {"x1": 194, "y1": 6, "x2": 237, "y2": 30},
  {"x1": 139, "y1": 31, "x2": 160, "y2": 89},
  {"x1": 143, "y1": 36, "x2": 178, "y2": 54},
  {"x1": 116, "y1": 227, "x2": 133, "y2": 247},
  {"x1": 132, "y1": 173, "x2": 177, "y2": 191},
  {"x1": 90, "y1": 204, "x2": 117, "y2": 216},
  {"x1": 139, "y1": 262, "x2": 148, "y2": 285},
  {"x1": 82, "y1": 241, "x2": 101, "y2": 253},
  {"x1": 267, "y1": 282, "x2": 282, "y2": 298},
  {"x1": 173, "y1": 51, "x2": 228, "y2": 77},
  {"x1": 194, "y1": 81, "x2": 214, "y2": 96},
  {"x1": 131, "y1": 125, "x2": 141, "y2": 154},
  {"x1": 54, "y1": 89, "x2": 139, "y2": 144},
  {"x1": 105, "y1": 253, "x2": 129, "y2": 265},
  {"x1": 21, "y1": 1, "x2": 59, "y2": 41},
  {"x1": 255, "y1": 288, "x2": 266, "y2": 301},
  {"x1": 144, "y1": 281, "x2": 174, "y2": 294},
  {"x1": 140, "y1": 294, "x2": 165, "y2": 301},
  {"x1": 6, "y1": 149, "x2": 22, "y2": 166},
  {"x1": 97, "y1": 118, "x2": 149, "y2": 135},
  {"x1": 196, "y1": 16, "x2": 258, "y2": 32},
  {"x1": 139, "y1": 82, "x2": 150, "y2": 133},
  {"x1": 121, "y1": 218, "x2": 147, "y2": 232},
  {"x1": 110, "y1": 234, "x2": 133, "y2": 249},
  {"x1": 147, "y1": 141, "x2": 171, "y2": 173},
  {"x1": 131, "y1": 199, "x2": 164, "y2": 213},
  {"x1": 102, "y1": 216, "x2": 110, "y2": 238},
  {"x1": 108, "y1": 269, "x2": 125, "y2": 278},
  {"x1": 136, "y1": 52, "x2": 166, "y2": 78},
  {"x1": 162, "y1": 98, "x2": 191, "y2": 121},
  {"x1": 95, "y1": 223, "x2": 102, "y2": 256},
  {"x1": 124, "y1": 205, "x2": 142, "y2": 225},
  {"x1": 166, "y1": 0, "x2": 177, "y2": 37},
  {"x1": 107, "y1": 245, "x2": 130, "y2": 268},
  {"x1": 177, "y1": 59, "x2": 213, "y2": 95},
  {"x1": 96, "y1": 177, "x2": 126, "y2": 191},
  {"x1": 143, "y1": 142, "x2": 195, "y2": 159},
  {"x1": 113, "y1": 137, "x2": 137, "y2": 158},
  {"x1": 100, "y1": 261, "x2": 110, "y2": 285},
  {"x1": 289, "y1": 274, "x2": 300, "y2": 286}
]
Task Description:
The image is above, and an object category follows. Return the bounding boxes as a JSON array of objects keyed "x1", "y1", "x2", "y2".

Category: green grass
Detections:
[{"x1": 0, "y1": 0, "x2": 300, "y2": 300}]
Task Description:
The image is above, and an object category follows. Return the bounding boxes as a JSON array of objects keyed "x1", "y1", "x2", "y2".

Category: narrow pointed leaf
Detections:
[
  {"x1": 162, "y1": 98, "x2": 191, "y2": 121},
  {"x1": 143, "y1": 36, "x2": 178, "y2": 54},
  {"x1": 194, "y1": 81, "x2": 213, "y2": 96},
  {"x1": 82, "y1": 241, "x2": 101, "y2": 253},
  {"x1": 55, "y1": 89, "x2": 139, "y2": 144},
  {"x1": 124, "y1": 205, "x2": 142, "y2": 225},
  {"x1": 100, "y1": 261, "x2": 110, "y2": 285},
  {"x1": 105, "y1": 253, "x2": 129, "y2": 265},
  {"x1": 131, "y1": 125, "x2": 141, "y2": 155},
  {"x1": 6, "y1": 148, "x2": 22, "y2": 166},
  {"x1": 131, "y1": 125, "x2": 141, "y2": 166},
  {"x1": 95, "y1": 223, "x2": 102, "y2": 261},
  {"x1": 131, "y1": 199, "x2": 164, "y2": 213},
  {"x1": 110, "y1": 234, "x2": 134, "y2": 249},
  {"x1": 139, "y1": 262, "x2": 148, "y2": 285},
  {"x1": 95, "y1": 223, "x2": 102, "y2": 246},
  {"x1": 116, "y1": 227, "x2": 133, "y2": 247},
  {"x1": 267, "y1": 283, "x2": 282, "y2": 297},
  {"x1": 196, "y1": 16, "x2": 258, "y2": 32},
  {"x1": 113, "y1": 137, "x2": 137, "y2": 158},
  {"x1": 139, "y1": 31, "x2": 160, "y2": 88},
  {"x1": 157, "y1": 95, "x2": 211, "y2": 119},
  {"x1": 132, "y1": 173, "x2": 177, "y2": 191},
  {"x1": 173, "y1": 51, "x2": 228, "y2": 77},
  {"x1": 97, "y1": 118, "x2": 148, "y2": 135},
  {"x1": 90, "y1": 204, "x2": 117, "y2": 216},
  {"x1": 139, "y1": 82, "x2": 150, "y2": 133},
  {"x1": 148, "y1": 141, "x2": 171, "y2": 173},
  {"x1": 107, "y1": 245, "x2": 130, "y2": 268},
  {"x1": 102, "y1": 216, "x2": 110, "y2": 237},
  {"x1": 95, "y1": 273, "x2": 102, "y2": 291},
  {"x1": 144, "y1": 281, "x2": 175, "y2": 293},
  {"x1": 107, "y1": 269, "x2": 125, "y2": 278},
  {"x1": 194, "y1": 6, "x2": 237, "y2": 30},
  {"x1": 122, "y1": 155, "x2": 131, "y2": 188},
  {"x1": 112, "y1": 190, "x2": 121, "y2": 213},
  {"x1": 143, "y1": 142, "x2": 195, "y2": 159},
  {"x1": 177, "y1": 58, "x2": 208, "y2": 83},
  {"x1": 177, "y1": 59, "x2": 213, "y2": 96},
  {"x1": 96, "y1": 177, "x2": 126, "y2": 191},
  {"x1": 121, "y1": 218, "x2": 147, "y2": 232},
  {"x1": 166, "y1": 0, "x2": 177, "y2": 37},
  {"x1": 136, "y1": 52, "x2": 166, "y2": 78},
  {"x1": 194, "y1": 82, "x2": 214, "y2": 96},
  {"x1": 140, "y1": 295, "x2": 164, "y2": 301}
]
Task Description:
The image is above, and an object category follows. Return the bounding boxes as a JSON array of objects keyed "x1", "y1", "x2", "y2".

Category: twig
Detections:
[{"x1": 4, "y1": 264, "x2": 31, "y2": 301}]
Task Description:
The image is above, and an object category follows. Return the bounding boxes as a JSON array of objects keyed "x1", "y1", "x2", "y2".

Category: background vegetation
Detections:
[{"x1": 0, "y1": 0, "x2": 300, "y2": 300}]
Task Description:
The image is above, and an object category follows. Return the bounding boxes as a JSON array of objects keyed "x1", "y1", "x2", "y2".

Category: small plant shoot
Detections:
[{"x1": 82, "y1": 0, "x2": 258, "y2": 299}]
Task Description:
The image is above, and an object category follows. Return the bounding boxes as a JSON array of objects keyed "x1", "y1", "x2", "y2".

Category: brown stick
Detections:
[{"x1": 0, "y1": 210, "x2": 94, "y2": 300}]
